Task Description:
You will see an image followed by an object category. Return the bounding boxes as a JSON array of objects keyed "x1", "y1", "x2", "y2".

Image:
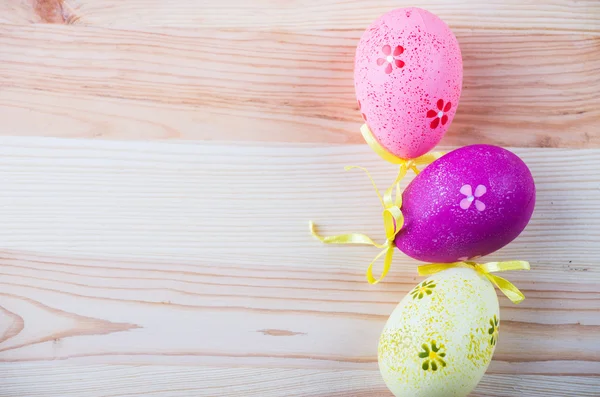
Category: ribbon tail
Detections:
[
  {"x1": 366, "y1": 246, "x2": 394, "y2": 285},
  {"x1": 480, "y1": 260, "x2": 530, "y2": 273},
  {"x1": 344, "y1": 165, "x2": 384, "y2": 208},
  {"x1": 485, "y1": 273, "x2": 527, "y2": 304},
  {"x1": 383, "y1": 164, "x2": 408, "y2": 208},
  {"x1": 309, "y1": 221, "x2": 386, "y2": 248}
]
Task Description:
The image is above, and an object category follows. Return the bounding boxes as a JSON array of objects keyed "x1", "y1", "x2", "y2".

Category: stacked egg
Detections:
[{"x1": 352, "y1": 7, "x2": 535, "y2": 397}]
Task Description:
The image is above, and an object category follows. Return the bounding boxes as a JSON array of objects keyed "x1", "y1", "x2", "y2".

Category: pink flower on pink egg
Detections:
[
  {"x1": 460, "y1": 184, "x2": 487, "y2": 211},
  {"x1": 376, "y1": 45, "x2": 405, "y2": 74},
  {"x1": 427, "y1": 99, "x2": 452, "y2": 129}
]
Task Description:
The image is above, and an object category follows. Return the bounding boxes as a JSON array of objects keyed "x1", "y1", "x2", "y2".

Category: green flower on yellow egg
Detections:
[
  {"x1": 418, "y1": 341, "x2": 446, "y2": 371},
  {"x1": 489, "y1": 315, "x2": 499, "y2": 346},
  {"x1": 410, "y1": 280, "x2": 436, "y2": 300}
]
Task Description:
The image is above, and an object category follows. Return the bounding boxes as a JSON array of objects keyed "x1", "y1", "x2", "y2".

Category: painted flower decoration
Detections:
[
  {"x1": 410, "y1": 280, "x2": 436, "y2": 300},
  {"x1": 489, "y1": 315, "x2": 499, "y2": 346},
  {"x1": 460, "y1": 184, "x2": 487, "y2": 211},
  {"x1": 419, "y1": 341, "x2": 447, "y2": 371},
  {"x1": 377, "y1": 45, "x2": 405, "y2": 74},
  {"x1": 427, "y1": 99, "x2": 452, "y2": 129}
]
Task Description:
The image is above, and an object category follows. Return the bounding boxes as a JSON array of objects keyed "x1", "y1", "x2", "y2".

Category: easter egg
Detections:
[
  {"x1": 395, "y1": 144, "x2": 536, "y2": 263},
  {"x1": 379, "y1": 267, "x2": 499, "y2": 397},
  {"x1": 355, "y1": 7, "x2": 462, "y2": 160}
]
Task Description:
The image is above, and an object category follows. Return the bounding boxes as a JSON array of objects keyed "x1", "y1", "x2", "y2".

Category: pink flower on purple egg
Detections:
[
  {"x1": 377, "y1": 45, "x2": 405, "y2": 74},
  {"x1": 427, "y1": 99, "x2": 452, "y2": 129},
  {"x1": 460, "y1": 184, "x2": 487, "y2": 211}
]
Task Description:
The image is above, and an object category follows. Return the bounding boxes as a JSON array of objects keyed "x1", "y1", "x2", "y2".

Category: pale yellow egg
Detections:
[{"x1": 378, "y1": 267, "x2": 499, "y2": 397}]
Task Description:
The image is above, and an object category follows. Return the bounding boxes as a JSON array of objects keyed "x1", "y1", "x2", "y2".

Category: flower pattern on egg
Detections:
[
  {"x1": 488, "y1": 315, "x2": 499, "y2": 346},
  {"x1": 427, "y1": 99, "x2": 452, "y2": 129},
  {"x1": 419, "y1": 341, "x2": 447, "y2": 371},
  {"x1": 410, "y1": 280, "x2": 436, "y2": 300},
  {"x1": 460, "y1": 184, "x2": 487, "y2": 211},
  {"x1": 376, "y1": 45, "x2": 405, "y2": 74}
]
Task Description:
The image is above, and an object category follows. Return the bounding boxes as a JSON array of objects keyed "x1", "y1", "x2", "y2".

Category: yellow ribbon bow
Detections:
[
  {"x1": 309, "y1": 154, "x2": 440, "y2": 284},
  {"x1": 418, "y1": 261, "x2": 531, "y2": 304},
  {"x1": 309, "y1": 166, "x2": 402, "y2": 284},
  {"x1": 309, "y1": 124, "x2": 445, "y2": 284}
]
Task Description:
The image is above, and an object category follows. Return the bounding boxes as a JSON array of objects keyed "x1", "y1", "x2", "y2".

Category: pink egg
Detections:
[{"x1": 355, "y1": 8, "x2": 463, "y2": 159}]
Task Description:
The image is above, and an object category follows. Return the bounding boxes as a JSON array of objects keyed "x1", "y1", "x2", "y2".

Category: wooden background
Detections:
[{"x1": 1, "y1": 1, "x2": 599, "y2": 396}]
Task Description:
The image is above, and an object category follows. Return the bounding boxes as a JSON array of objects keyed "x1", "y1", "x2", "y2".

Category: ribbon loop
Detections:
[
  {"x1": 383, "y1": 206, "x2": 404, "y2": 240},
  {"x1": 418, "y1": 260, "x2": 530, "y2": 304},
  {"x1": 365, "y1": 243, "x2": 394, "y2": 285},
  {"x1": 361, "y1": 123, "x2": 445, "y2": 166},
  {"x1": 484, "y1": 273, "x2": 526, "y2": 304}
]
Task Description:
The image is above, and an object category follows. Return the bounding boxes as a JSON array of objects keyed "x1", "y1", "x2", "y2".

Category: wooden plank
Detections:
[
  {"x1": 0, "y1": 138, "x2": 598, "y2": 397},
  {"x1": 0, "y1": 25, "x2": 599, "y2": 147},
  {"x1": 0, "y1": 365, "x2": 598, "y2": 397},
  {"x1": 1, "y1": 1, "x2": 598, "y2": 395},
  {"x1": 1, "y1": 0, "x2": 599, "y2": 34}
]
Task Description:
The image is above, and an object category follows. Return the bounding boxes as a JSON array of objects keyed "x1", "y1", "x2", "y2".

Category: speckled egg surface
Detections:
[
  {"x1": 395, "y1": 144, "x2": 536, "y2": 263},
  {"x1": 379, "y1": 267, "x2": 499, "y2": 397},
  {"x1": 355, "y1": 7, "x2": 462, "y2": 159}
]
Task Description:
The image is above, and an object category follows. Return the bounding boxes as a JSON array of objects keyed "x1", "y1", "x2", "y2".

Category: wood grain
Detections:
[
  {"x1": 0, "y1": 366, "x2": 599, "y2": 397},
  {"x1": 1, "y1": 0, "x2": 599, "y2": 147},
  {"x1": 0, "y1": 137, "x2": 599, "y2": 396},
  {"x1": 1, "y1": 0, "x2": 599, "y2": 395},
  {"x1": 2, "y1": 0, "x2": 599, "y2": 33}
]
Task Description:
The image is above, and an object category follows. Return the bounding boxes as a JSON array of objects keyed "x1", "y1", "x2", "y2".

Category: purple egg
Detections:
[{"x1": 395, "y1": 144, "x2": 535, "y2": 263}]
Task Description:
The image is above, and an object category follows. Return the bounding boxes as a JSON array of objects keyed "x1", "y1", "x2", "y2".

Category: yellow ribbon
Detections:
[
  {"x1": 310, "y1": 162, "x2": 415, "y2": 284},
  {"x1": 418, "y1": 261, "x2": 530, "y2": 304},
  {"x1": 361, "y1": 124, "x2": 444, "y2": 166},
  {"x1": 309, "y1": 127, "x2": 445, "y2": 284},
  {"x1": 310, "y1": 129, "x2": 530, "y2": 297}
]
